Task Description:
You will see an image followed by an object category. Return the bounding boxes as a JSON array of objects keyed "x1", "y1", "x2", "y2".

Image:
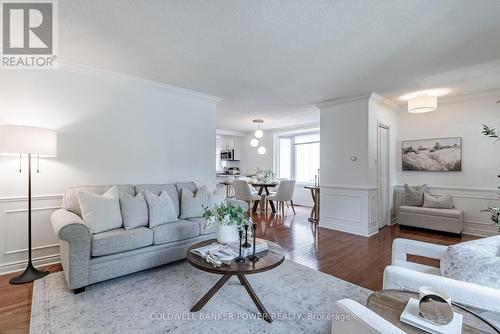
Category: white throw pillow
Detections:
[
  {"x1": 143, "y1": 190, "x2": 178, "y2": 227},
  {"x1": 180, "y1": 186, "x2": 208, "y2": 219},
  {"x1": 78, "y1": 186, "x2": 123, "y2": 234},
  {"x1": 441, "y1": 236, "x2": 500, "y2": 289},
  {"x1": 120, "y1": 192, "x2": 148, "y2": 230}
]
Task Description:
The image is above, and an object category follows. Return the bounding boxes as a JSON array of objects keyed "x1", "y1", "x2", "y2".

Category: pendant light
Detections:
[
  {"x1": 250, "y1": 138, "x2": 259, "y2": 147},
  {"x1": 253, "y1": 119, "x2": 264, "y2": 138}
]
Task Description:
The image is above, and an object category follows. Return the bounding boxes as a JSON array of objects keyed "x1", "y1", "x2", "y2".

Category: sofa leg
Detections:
[{"x1": 73, "y1": 287, "x2": 86, "y2": 294}]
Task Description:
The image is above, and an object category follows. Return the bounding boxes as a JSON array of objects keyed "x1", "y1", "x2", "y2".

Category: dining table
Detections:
[{"x1": 249, "y1": 182, "x2": 278, "y2": 213}]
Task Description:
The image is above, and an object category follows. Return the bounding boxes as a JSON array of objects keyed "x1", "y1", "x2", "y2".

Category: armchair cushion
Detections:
[{"x1": 441, "y1": 236, "x2": 500, "y2": 290}]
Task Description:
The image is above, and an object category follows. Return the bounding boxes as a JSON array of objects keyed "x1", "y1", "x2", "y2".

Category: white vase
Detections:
[{"x1": 216, "y1": 223, "x2": 238, "y2": 244}]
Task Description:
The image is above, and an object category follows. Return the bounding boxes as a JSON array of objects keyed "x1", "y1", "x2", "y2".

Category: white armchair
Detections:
[
  {"x1": 383, "y1": 238, "x2": 500, "y2": 313},
  {"x1": 332, "y1": 299, "x2": 406, "y2": 334}
]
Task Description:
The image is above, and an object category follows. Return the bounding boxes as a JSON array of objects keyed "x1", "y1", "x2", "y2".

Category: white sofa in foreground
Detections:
[{"x1": 383, "y1": 238, "x2": 500, "y2": 313}]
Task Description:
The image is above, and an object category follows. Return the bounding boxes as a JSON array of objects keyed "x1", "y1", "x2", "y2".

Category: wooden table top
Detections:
[
  {"x1": 187, "y1": 238, "x2": 285, "y2": 275},
  {"x1": 367, "y1": 290, "x2": 498, "y2": 334},
  {"x1": 249, "y1": 182, "x2": 278, "y2": 187}
]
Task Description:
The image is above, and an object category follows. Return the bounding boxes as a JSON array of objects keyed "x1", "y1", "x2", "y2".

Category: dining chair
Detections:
[
  {"x1": 267, "y1": 180, "x2": 296, "y2": 216},
  {"x1": 233, "y1": 180, "x2": 262, "y2": 214}
]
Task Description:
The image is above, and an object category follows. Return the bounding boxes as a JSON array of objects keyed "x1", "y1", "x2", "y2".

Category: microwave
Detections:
[{"x1": 220, "y1": 149, "x2": 235, "y2": 160}]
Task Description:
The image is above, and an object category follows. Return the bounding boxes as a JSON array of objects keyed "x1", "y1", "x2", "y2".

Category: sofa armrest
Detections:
[
  {"x1": 392, "y1": 238, "x2": 448, "y2": 272},
  {"x1": 51, "y1": 209, "x2": 91, "y2": 290},
  {"x1": 383, "y1": 265, "x2": 500, "y2": 313},
  {"x1": 52, "y1": 209, "x2": 90, "y2": 241},
  {"x1": 332, "y1": 299, "x2": 406, "y2": 334}
]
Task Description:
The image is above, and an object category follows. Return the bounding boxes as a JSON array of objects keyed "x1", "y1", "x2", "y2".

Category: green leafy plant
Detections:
[
  {"x1": 202, "y1": 202, "x2": 249, "y2": 230},
  {"x1": 253, "y1": 168, "x2": 274, "y2": 183},
  {"x1": 481, "y1": 105, "x2": 500, "y2": 231}
]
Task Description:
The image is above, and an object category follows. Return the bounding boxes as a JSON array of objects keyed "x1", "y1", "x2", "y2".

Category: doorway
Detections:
[{"x1": 377, "y1": 123, "x2": 390, "y2": 228}]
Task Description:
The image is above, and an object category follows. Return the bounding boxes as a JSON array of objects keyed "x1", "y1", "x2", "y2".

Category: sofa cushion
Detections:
[
  {"x1": 64, "y1": 184, "x2": 135, "y2": 217},
  {"x1": 441, "y1": 236, "x2": 500, "y2": 290},
  {"x1": 402, "y1": 184, "x2": 427, "y2": 206},
  {"x1": 144, "y1": 190, "x2": 178, "y2": 227},
  {"x1": 179, "y1": 186, "x2": 208, "y2": 219},
  {"x1": 135, "y1": 184, "x2": 179, "y2": 217},
  {"x1": 423, "y1": 193, "x2": 454, "y2": 209},
  {"x1": 152, "y1": 220, "x2": 200, "y2": 245},
  {"x1": 188, "y1": 217, "x2": 216, "y2": 235},
  {"x1": 91, "y1": 227, "x2": 153, "y2": 257},
  {"x1": 399, "y1": 205, "x2": 462, "y2": 219},
  {"x1": 120, "y1": 192, "x2": 149, "y2": 230},
  {"x1": 78, "y1": 186, "x2": 123, "y2": 234}
]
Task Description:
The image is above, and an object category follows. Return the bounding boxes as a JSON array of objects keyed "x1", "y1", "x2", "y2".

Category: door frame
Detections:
[{"x1": 377, "y1": 122, "x2": 390, "y2": 228}]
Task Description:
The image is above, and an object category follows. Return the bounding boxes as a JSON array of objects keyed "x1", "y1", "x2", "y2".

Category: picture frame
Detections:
[{"x1": 402, "y1": 137, "x2": 462, "y2": 172}]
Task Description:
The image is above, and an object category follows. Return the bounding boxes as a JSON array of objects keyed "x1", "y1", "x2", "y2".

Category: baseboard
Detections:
[
  {"x1": 0, "y1": 254, "x2": 60, "y2": 276},
  {"x1": 320, "y1": 219, "x2": 377, "y2": 237}
]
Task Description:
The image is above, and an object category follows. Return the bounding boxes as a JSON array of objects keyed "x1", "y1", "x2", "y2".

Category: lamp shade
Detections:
[
  {"x1": 0, "y1": 125, "x2": 57, "y2": 157},
  {"x1": 408, "y1": 95, "x2": 437, "y2": 113}
]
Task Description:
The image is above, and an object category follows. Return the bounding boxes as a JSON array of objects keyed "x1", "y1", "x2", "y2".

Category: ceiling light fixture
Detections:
[
  {"x1": 258, "y1": 146, "x2": 266, "y2": 155},
  {"x1": 408, "y1": 94, "x2": 437, "y2": 113},
  {"x1": 253, "y1": 119, "x2": 264, "y2": 138},
  {"x1": 250, "y1": 138, "x2": 259, "y2": 147}
]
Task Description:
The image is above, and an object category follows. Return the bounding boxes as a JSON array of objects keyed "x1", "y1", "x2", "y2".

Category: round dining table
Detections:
[{"x1": 249, "y1": 182, "x2": 278, "y2": 213}]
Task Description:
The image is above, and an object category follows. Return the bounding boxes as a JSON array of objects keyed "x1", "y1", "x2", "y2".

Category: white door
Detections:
[{"x1": 377, "y1": 124, "x2": 390, "y2": 228}]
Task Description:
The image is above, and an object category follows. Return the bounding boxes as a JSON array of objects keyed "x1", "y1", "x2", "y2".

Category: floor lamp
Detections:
[{"x1": 0, "y1": 125, "x2": 58, "y2": 284}]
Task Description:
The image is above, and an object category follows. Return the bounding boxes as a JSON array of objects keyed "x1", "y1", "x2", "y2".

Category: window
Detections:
[{"x1": 276, "y1": 131, "x2": 320, "y2": 183}]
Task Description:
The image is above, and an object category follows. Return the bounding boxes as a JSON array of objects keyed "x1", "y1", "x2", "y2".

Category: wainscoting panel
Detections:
[
  {"x1": 394, "y1": 185, "x2": 500, "y2": 237},
  {"x1": 0, "y1": 194, "x2": 63, "y2": 275},
  {"x1": 320, "y1": 186, "x2": 378, "y2": 237}
]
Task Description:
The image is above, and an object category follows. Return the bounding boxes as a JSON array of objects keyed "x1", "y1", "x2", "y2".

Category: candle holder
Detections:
[
  {"x1": 242, "y1": 224, "x2": 251, "y2": 248},
  {"x1": 248, "y1": 223, "x2": 259, "y2": 262},
  {"x1": 234, "y1": 229, "x2": 245, "y2": 263}
]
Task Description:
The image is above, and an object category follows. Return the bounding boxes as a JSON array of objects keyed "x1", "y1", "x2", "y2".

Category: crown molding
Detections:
[
  {"x1": 216, "y1": 129, "x2": 247, "y2": 137},
  {"x1": 58, "y1": 59, "x2": 223, "y2": 103},
  {"x1": 315, "y1": 93, "x2": 371, "y2": 109},
  {"x1": 438, "y1": 88, "x2": 500, "y2": 104},
  {"x1": 370, "y1": 92, "x2": 398, "y2": 109}
]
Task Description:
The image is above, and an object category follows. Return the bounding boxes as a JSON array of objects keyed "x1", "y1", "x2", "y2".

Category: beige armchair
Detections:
[
  {"x1": 233, "y1": 180, "x2": 262, "y2": 213},
  {"x1": 267, "y1": 180, "x2": 296, "y2": 215}
]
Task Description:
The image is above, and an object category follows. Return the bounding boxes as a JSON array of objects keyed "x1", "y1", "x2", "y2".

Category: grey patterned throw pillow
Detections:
[
  {"x1": 423, "y1": 193, "x2": 454, "y2": 209},
  {"x1": 402, "y1": 184, "x2": 428, "y2": 206},
  {"x1": 144, "y1": 190, "x2": 178, "y2": 227}
]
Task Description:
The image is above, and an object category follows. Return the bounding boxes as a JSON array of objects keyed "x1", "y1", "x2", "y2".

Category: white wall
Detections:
[
  {"x1": 396, "y1": 90, "x2": 500, "y2": 236},
  {"x1": 397, "y1": 91, "x2": 500, "y2": 188},
  {"x1": 0, "y1": 63, "x2": 219, "y2": 274}
]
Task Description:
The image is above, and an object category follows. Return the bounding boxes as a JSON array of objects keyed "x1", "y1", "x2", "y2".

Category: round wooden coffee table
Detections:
[
  {"x1": 367, "y1": 290, "x2": 499, "y2": 333},
  {"x1": 187, "y1": 238, "x2": 285, "y2": 323}
]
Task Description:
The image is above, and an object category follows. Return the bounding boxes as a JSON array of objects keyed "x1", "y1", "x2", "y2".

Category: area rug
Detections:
[{"x1": 30, "y1": 259, "x2": 371, "y2": 334}]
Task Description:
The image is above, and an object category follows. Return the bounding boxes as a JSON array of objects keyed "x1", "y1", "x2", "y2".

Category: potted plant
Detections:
[
  {"x1": 203, "y1": 202, "x2": 250, "y2": 244},
  {"x1": 252, "y1": 168, "x2": 274, "y2": 183},
  {"x1": 481, "y1": 115, "x2": 500, "y2": 231}
]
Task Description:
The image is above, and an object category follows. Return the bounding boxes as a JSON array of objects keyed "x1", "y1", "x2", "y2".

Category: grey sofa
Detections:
[{"x1": 51, "y1": 182, "x2": 246, "y2": 293}]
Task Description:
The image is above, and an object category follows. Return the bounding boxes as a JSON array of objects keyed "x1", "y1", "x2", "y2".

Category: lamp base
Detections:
[{"x1": 9, "y1": 262, "x2": 48, "y2": 284}]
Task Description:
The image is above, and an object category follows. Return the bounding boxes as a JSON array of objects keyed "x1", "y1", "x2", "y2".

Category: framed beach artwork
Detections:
[{"x1": 402, "y1": 137, "x2": 462, "y2": 171}]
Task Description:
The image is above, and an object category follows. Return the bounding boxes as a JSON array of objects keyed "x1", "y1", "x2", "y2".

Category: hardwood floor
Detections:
[{"x1": 0, "y1": 205, "x2": 477, "y2": 333}]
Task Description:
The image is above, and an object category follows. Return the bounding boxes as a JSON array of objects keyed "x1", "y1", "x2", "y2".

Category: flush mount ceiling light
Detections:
[{"x1": 408, "y1": 95, "x2": 438, "y2": 113}]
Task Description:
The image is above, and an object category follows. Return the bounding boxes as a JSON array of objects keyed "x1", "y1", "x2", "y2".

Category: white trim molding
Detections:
[
  {"x1": 320, "y1": 185, "x2": 378, "y2": 237},
  {"x1": 0, "y1": 194, "x2": 63, "y2": 275}
]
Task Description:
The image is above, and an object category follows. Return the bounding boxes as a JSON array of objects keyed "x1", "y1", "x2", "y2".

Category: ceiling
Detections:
[{"x1": 59, "y1": 0, "x2": 500, "y2": 131}]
